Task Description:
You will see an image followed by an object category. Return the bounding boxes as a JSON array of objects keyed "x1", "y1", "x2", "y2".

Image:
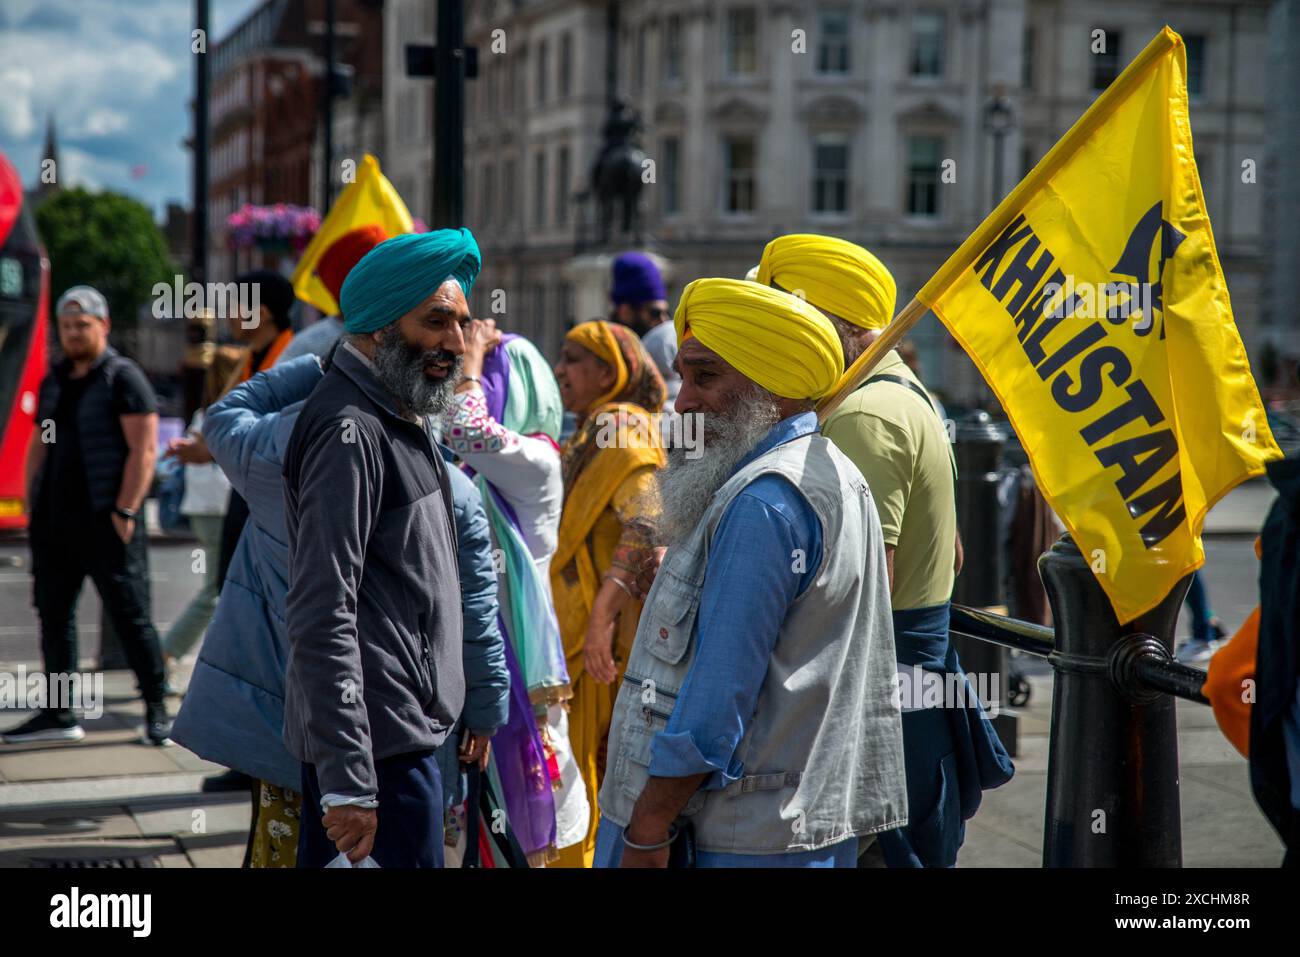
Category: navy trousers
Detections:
[{"x1": 297, "y1": 749, "x2": 444, "y2": 868}]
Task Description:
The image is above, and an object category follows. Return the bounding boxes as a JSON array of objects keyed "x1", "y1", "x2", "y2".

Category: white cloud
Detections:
[
  {"x1": 77, "y1": 108, "x2": 131, "y2": 138},
  {"x1": 58, "y1": 145, "x2": 135, "y2": 193},
  {"x1": 0, "y1": 67, "x2": 36, "y2": 139}
]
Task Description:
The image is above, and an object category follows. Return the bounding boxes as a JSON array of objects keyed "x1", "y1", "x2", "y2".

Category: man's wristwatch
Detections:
[{"x1": 113, "y1": 506, "x2": 138, "y2": 521}]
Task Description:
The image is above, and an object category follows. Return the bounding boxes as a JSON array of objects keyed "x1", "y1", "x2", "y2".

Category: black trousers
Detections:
[{"x1": 30, "y1": 512, "x2": 166, "y2": 709}]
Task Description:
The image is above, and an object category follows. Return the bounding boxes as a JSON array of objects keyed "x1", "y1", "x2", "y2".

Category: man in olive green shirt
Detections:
[
  {"x1": 822, "y1": 347, "x2": 957, "y2": 609},
  {"x1": 755, "y1": 234, "x2": 1013, "y2": 868}
]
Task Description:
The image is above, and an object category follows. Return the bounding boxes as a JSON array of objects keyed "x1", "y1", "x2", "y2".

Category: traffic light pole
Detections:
[{"x1": 432, "y1": 0, "x2": 466, "y2": 228}]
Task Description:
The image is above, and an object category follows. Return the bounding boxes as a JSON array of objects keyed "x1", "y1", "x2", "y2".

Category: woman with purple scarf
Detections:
[{"x1": 440, "y1": 319, "x2": 589, "y2": 866}]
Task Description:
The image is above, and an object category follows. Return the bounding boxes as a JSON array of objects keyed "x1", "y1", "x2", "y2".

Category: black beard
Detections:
[{"x1": 371, "y1": 326, "x2": 461, "y2": 417}]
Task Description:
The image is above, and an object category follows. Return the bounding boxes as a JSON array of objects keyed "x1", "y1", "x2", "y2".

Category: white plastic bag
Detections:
[{"x1": 326, "y1": 852, "x2": 380, "y2": 868}]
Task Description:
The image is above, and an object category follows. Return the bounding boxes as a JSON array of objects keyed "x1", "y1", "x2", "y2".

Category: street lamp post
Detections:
[
  {"x1": 984, "y1": 90, "x2": 1017, "y2": 207},
  {"x1": 321, "y1": 0, "x2": 336, "y2": 215}
]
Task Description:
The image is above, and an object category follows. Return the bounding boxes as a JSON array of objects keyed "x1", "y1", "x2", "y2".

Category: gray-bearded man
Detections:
[
  {"x1": 282, "y1": 229, "x2": 478, "y2": 867},
  {"x1": 594, "y1": 277, "x2": 906, "y2": 868}
]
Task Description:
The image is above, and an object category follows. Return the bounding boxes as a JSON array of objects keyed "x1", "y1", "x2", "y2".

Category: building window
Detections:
[
  {"x1": 537, "y1": 38, "x2": 549, "y2": 105},
  {"x1": 635, "y1": 25, "x2": 647, "y2": 93},
  {"x1": 906, "y1": 135, "x2": 943, "y2": 217},
  {"x1": 812, "y1": 135, "x2": 849, "y2": 213},
  {"x1": 910, "y1": 11, "x2": 945, "y2": 77},
  {"x1": 534, "y1": 151, "x2": 547, "y2": 227},
  {"x1": 726, "y1": 8, "x2": 758, "y2": 77},
  {"x1": 1091, "y1": 28, "x2": 1121, "y2": 91},
  {"x1": 507, "y1": 48, "x2": 518, "y2": 113},
  {"x1": 662, "y1": 136, "x2": 681, "y2": 214},
  {"x1": 817, "y1": 8, "x2": 851, "y2": 75},
  {"x1": 556, "y1": 146, "x2": 570, "y2": 225},
  {"x1": 1185, "y1": 34, "x2": 1205, "y2": 98},
  {"x1": 559, "y1": 282, "x2": 575, "y2": 331},
  {"x1": 531, "y1": 283, "x2": 547, "y2": 340},
  {"x1": 665, "y1": 15, "x2": 684, "y2": 82},
  {"x1": 723, "y1": 136, "x2": 756, "y2": 213},
  {"x1": 1022, "y1": 26, "x2": 1035, "y2": 91},
  {"x1": 481, "y1": 163, "x2": 494, "y2": 226},
  {"x1": 560, "y1": 32, "x2": 573, "y2": 100},
  {"x1": 503, "y1": 158, "x2": 516, "y2": 222}
]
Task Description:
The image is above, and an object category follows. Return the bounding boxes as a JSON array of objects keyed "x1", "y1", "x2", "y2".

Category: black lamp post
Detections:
[{"x1": 984, "y1": 91, "x2": 1016, "y2": 206}]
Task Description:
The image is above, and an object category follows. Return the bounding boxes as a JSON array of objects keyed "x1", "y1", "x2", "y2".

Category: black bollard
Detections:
[
  {"x1": 952, "y1": 411, "x2": 1017, "y2": 754},
  {"x1": 1038, "y1": 533, "x2": 1190, "y2": 867}
]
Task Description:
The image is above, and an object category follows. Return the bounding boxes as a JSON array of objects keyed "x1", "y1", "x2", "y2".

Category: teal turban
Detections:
[{"x1": 339, "y1": 228, "x2": 481, "y2": 334}]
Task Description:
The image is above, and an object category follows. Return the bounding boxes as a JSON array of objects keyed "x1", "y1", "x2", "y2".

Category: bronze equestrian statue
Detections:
[{"x1": 588, "y1": 97, "x2": 647, "y2": 246}]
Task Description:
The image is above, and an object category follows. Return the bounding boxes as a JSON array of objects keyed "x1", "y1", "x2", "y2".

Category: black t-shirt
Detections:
[{"x1": 37, "y1": 358, "x2": 156, "y2": 524}]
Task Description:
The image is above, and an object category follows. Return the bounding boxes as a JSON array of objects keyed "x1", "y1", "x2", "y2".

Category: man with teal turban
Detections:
[{"x1": 281, "y1": 227, "x2": 481, "y2": 868}]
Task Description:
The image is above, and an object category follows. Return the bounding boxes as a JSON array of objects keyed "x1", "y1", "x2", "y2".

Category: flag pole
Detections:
[
  {"x1": 816, "y1": 26, "x2": 1181, "y2": 423},
  {"x1": 817, "y1": 297, "x2": 927, "y2": 421}
]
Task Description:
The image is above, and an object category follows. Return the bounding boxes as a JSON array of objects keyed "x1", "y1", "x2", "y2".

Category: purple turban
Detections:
[{"x1": 610, "y1": 252, "x2": 666, "y2": 306}]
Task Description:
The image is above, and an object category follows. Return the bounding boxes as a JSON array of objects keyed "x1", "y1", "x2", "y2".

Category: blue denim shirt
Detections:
[
  {"x1": 648, "y1": 411, "x2": 823, "y2": 785},
  {"x1": 594, "y1": 412, "x2": 857, "y2": 867}
]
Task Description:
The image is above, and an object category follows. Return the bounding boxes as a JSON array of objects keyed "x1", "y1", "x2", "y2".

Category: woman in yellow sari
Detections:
[{"x1": 550, "y1": 320, "x2": 666, "y2": 868}]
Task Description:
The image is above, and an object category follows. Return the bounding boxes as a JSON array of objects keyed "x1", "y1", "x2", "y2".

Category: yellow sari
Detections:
[{"x1": 550, "y1": 322, "x2": 666, "y2": 867}]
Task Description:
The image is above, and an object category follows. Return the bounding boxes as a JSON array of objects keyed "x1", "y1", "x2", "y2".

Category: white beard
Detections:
[{"x1": 655, "y1": 387, "x2": 784, "y2": 547}]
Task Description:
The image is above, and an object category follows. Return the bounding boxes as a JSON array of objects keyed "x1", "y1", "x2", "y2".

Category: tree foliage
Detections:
[{"x1": 34, "y1": 187, "x2": 177, "y2": 332}]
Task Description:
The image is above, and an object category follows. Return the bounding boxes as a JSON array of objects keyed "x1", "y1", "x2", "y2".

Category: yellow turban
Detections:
[
  {"x1": 756, "y1": 233, "x2": 897, "y2": 330},
  {"x1": 673, "y1": 278, "x2": 844, "y2": 400}
]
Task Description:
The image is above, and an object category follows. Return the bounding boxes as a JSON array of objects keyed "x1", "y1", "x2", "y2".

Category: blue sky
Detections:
[{"x1": 0, "y1": 0, "x2": 264, "y2": 219}]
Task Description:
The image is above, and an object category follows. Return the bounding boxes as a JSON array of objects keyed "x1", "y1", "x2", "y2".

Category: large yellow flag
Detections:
[
  {"x1": 291, "y1": 154, "x2": 416, "y2": 315},
  {"x1": 922, "y1": 27, "x2": 1281, "y2": 623}
]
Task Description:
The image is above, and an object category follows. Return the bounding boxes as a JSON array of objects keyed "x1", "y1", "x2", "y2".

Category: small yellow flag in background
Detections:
[
  {"x1": 290, "y1": 154, "x2": 416, "y2": 315},
  {"x1": 921, "y1": 27, "x2": 1281, "y2": 623}
]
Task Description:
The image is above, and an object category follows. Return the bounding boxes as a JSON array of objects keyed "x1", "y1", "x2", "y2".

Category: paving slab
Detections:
[
  {"x1": 0, "y1": 743, "x2": 182, "y2": 782},
  {"x1": 1180, "y1": 774, "x2": 1285, "y2": 867},
  {"x1": 178, "y1": 831, "x2": 248, "y2": 869},
  {"x1": 0, "y1": 772, "x2": 212, "y2": 810},
  {"x1": 130, "y1": 797, "x2": 251, "y2": 839},
  {"x1": 1177, "y1": 728, "x2": 1252, "y2": 768},
  {"x1": 960, "y1": 816, "x2": 1042, "y2": 866},
  {"x1": 0, "y1": 803, "x2": 142, "y2": 841}
]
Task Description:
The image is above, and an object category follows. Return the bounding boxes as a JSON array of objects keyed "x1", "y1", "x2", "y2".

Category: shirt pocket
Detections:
[{"x1": 643, "y1": 569, "x2": 702, "y2": 666}]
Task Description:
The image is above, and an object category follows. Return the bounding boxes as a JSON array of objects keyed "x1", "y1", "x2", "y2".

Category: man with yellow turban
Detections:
[
  {"x1": 593, "y1": 277, "x2": 906, "y2": 867},
  {"x1": 757, "y1": 234, "x2": 1013, "y2": 869}
]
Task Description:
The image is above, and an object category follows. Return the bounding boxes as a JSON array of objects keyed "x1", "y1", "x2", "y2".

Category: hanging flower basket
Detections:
[{"x1": 226, "y1": 203, "x2": 322, "y2": 254}]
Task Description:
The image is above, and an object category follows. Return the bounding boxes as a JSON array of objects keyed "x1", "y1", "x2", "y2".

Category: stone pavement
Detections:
[
  {"x1": 958, "y1": 668, "x2": 1286, "y2": 867},
  {"x1": 0, "y1": 664, "x2": 249, "y2": 868},
  {"x1": 1202, "y1": 477, "x2": 1276, "y2": 536}
]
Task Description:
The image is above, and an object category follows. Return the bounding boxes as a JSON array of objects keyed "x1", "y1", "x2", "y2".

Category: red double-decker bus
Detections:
[{"x1": 0, "y1": 149, "x2": 50, "y2": 529}]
